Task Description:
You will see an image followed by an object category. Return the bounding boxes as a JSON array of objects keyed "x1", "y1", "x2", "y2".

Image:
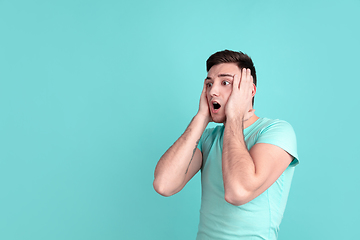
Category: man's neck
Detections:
[
  {"x1": 243, "y1": 114, "x2": 259, "y2": 129},
  {"x1": 223, "y1": 114, "x2": 259, "y2": 129}
]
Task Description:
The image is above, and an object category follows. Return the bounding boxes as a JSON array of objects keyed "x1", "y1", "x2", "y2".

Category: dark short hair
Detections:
[
  {"x1": 206, "y1": 50, "x2": 257, "y2": 87},
  {"x1": 206, "y1": 50, "x2": 257, "y2": 105}
]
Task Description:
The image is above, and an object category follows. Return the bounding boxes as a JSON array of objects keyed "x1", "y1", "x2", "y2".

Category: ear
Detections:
[{"x1": 252, "y1": 83, "x2": 257, "y2": 97}]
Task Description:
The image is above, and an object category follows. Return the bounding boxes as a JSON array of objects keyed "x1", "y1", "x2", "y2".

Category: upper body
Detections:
[
  {"x1": 196, "y1": 118, "x2": 298, "y2": 239},
  {"x1": 153, "y1": 50, "x2": 299, "y2": 239}
]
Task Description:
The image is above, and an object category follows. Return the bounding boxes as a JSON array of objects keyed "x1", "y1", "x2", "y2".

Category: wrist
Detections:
[
  {"x1": 225, "y1": 114, "x2": 245, "y2": 128},
  {"x1": 226, "y1": 111, "x2": 245, "y2": 122},
  {"x1": 195, "y1": 112, "x2": 211, "y2": 125}
]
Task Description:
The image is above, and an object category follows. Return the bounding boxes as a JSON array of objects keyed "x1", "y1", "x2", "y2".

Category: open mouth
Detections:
[{"x1": 212, "y1": 101, "x2": 221, "y2": 110}]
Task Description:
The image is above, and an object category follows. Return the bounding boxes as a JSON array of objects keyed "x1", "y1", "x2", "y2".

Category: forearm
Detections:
[
  {"x1": 222, "y1": 117, "x2": 257, "y2": 204},
  {"x1": 153, "y1": 114, "x2": 208, "y2": 196}
]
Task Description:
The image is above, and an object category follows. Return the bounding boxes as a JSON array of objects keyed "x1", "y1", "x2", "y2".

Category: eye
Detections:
[
  {"x1": 222, "y1": 81, "x2": 230, "y2": 86},
  {"x1": 206, "y1": 82, "x2": 213, "y2": 87}
]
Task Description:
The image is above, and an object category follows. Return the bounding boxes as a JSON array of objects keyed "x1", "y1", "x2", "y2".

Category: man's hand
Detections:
[
  {"x1": 197, "y1": 80, "x2": 212, "y2": 123},
  {"x1": 225, "y1": 68, "x2": 255, "y2": 121}
]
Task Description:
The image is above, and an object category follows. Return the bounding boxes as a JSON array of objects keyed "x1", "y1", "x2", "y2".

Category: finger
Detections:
[
  {"x1": 249, "y1": 69, "x2": 254, "y2": 87},
  {"x1": 239, "y1": 68, "x2": 246, "y2": 88},
  {"x1": 233, "y1": 74, "x2": 240, "y2": 90},
  {"x1": 247, "y1": 69, "x2": 252, "y2": 82},
  {"x1": 241, "y1": 68, "x2": 247, "y2": 81},
  {"x1": 246, "y1": 69, "x2": 252, "y2": 90},
  {"x1": 202, "y1": 79, "x2": 208, "y2": 92},
  {"x1": 240, "y1": 69, "x2": 253, "y2": 91},
  {"x1": 245, "y1": 69, "x2": 251, "y2": 83}
]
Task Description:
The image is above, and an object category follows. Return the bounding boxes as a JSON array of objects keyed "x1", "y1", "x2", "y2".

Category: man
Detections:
[{"x1": 153, "y1": 50, "x2": 299, "y2": 239}]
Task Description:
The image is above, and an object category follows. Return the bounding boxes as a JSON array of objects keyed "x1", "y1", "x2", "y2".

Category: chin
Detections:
[{"x1": 211, "y1": 115, "x2": 226, "y2": 123}]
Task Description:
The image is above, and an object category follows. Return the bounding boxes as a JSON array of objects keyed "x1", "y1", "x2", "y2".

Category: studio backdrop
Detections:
[{"x1": 1, "y1": 0, "x2": 359, "y2": 239}]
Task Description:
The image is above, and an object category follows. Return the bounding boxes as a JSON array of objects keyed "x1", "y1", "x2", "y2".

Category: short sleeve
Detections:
[
  {"x1": 197, "y1": 134, "x2": 203, "y2": 153},
  {"x1": 256, "y1": 120, "x2": 299, "y2": 167},
  {"x1": 197, "y1": 127, "x2": 211, "y2": 153}
]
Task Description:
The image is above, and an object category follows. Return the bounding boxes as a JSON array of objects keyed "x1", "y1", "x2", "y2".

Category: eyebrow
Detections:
[{"x1": 206, "y1": 74, "x2": 234, "y2": 80}]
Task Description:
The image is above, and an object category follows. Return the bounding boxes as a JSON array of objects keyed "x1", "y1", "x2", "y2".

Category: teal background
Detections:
[{"x1": 1, "y1": 0, "x2": 359, "y2": 239}]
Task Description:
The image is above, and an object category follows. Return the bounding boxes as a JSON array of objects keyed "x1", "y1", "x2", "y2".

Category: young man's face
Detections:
[{"x1": 205, "y1": 63, "x2": 242, "y2": 123}]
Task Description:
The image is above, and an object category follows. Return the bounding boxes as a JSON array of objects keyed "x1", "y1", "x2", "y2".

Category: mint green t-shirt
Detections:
[{"x1": 196, "y1": 117, "x2": 299, "y2": 240}]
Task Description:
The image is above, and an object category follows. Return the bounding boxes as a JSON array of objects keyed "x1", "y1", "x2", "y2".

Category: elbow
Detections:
[
  {"x1": 153, "y1": 178, "x2": 175, "y2": 197},
  {"x1": 224, "y1": 187, "x2": 252, "y2": 206}
]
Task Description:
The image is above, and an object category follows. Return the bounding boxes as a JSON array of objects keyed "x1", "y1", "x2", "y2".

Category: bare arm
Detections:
[
  {"x1": 222, "y1": 119, "x2": 293, "y2": 205},
  {"x1": 153, "y1": 82, "x2": 211, "y2": 197},
  {"x1": 222, "y1": 69, "x2": 293, "y2": 205}
]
